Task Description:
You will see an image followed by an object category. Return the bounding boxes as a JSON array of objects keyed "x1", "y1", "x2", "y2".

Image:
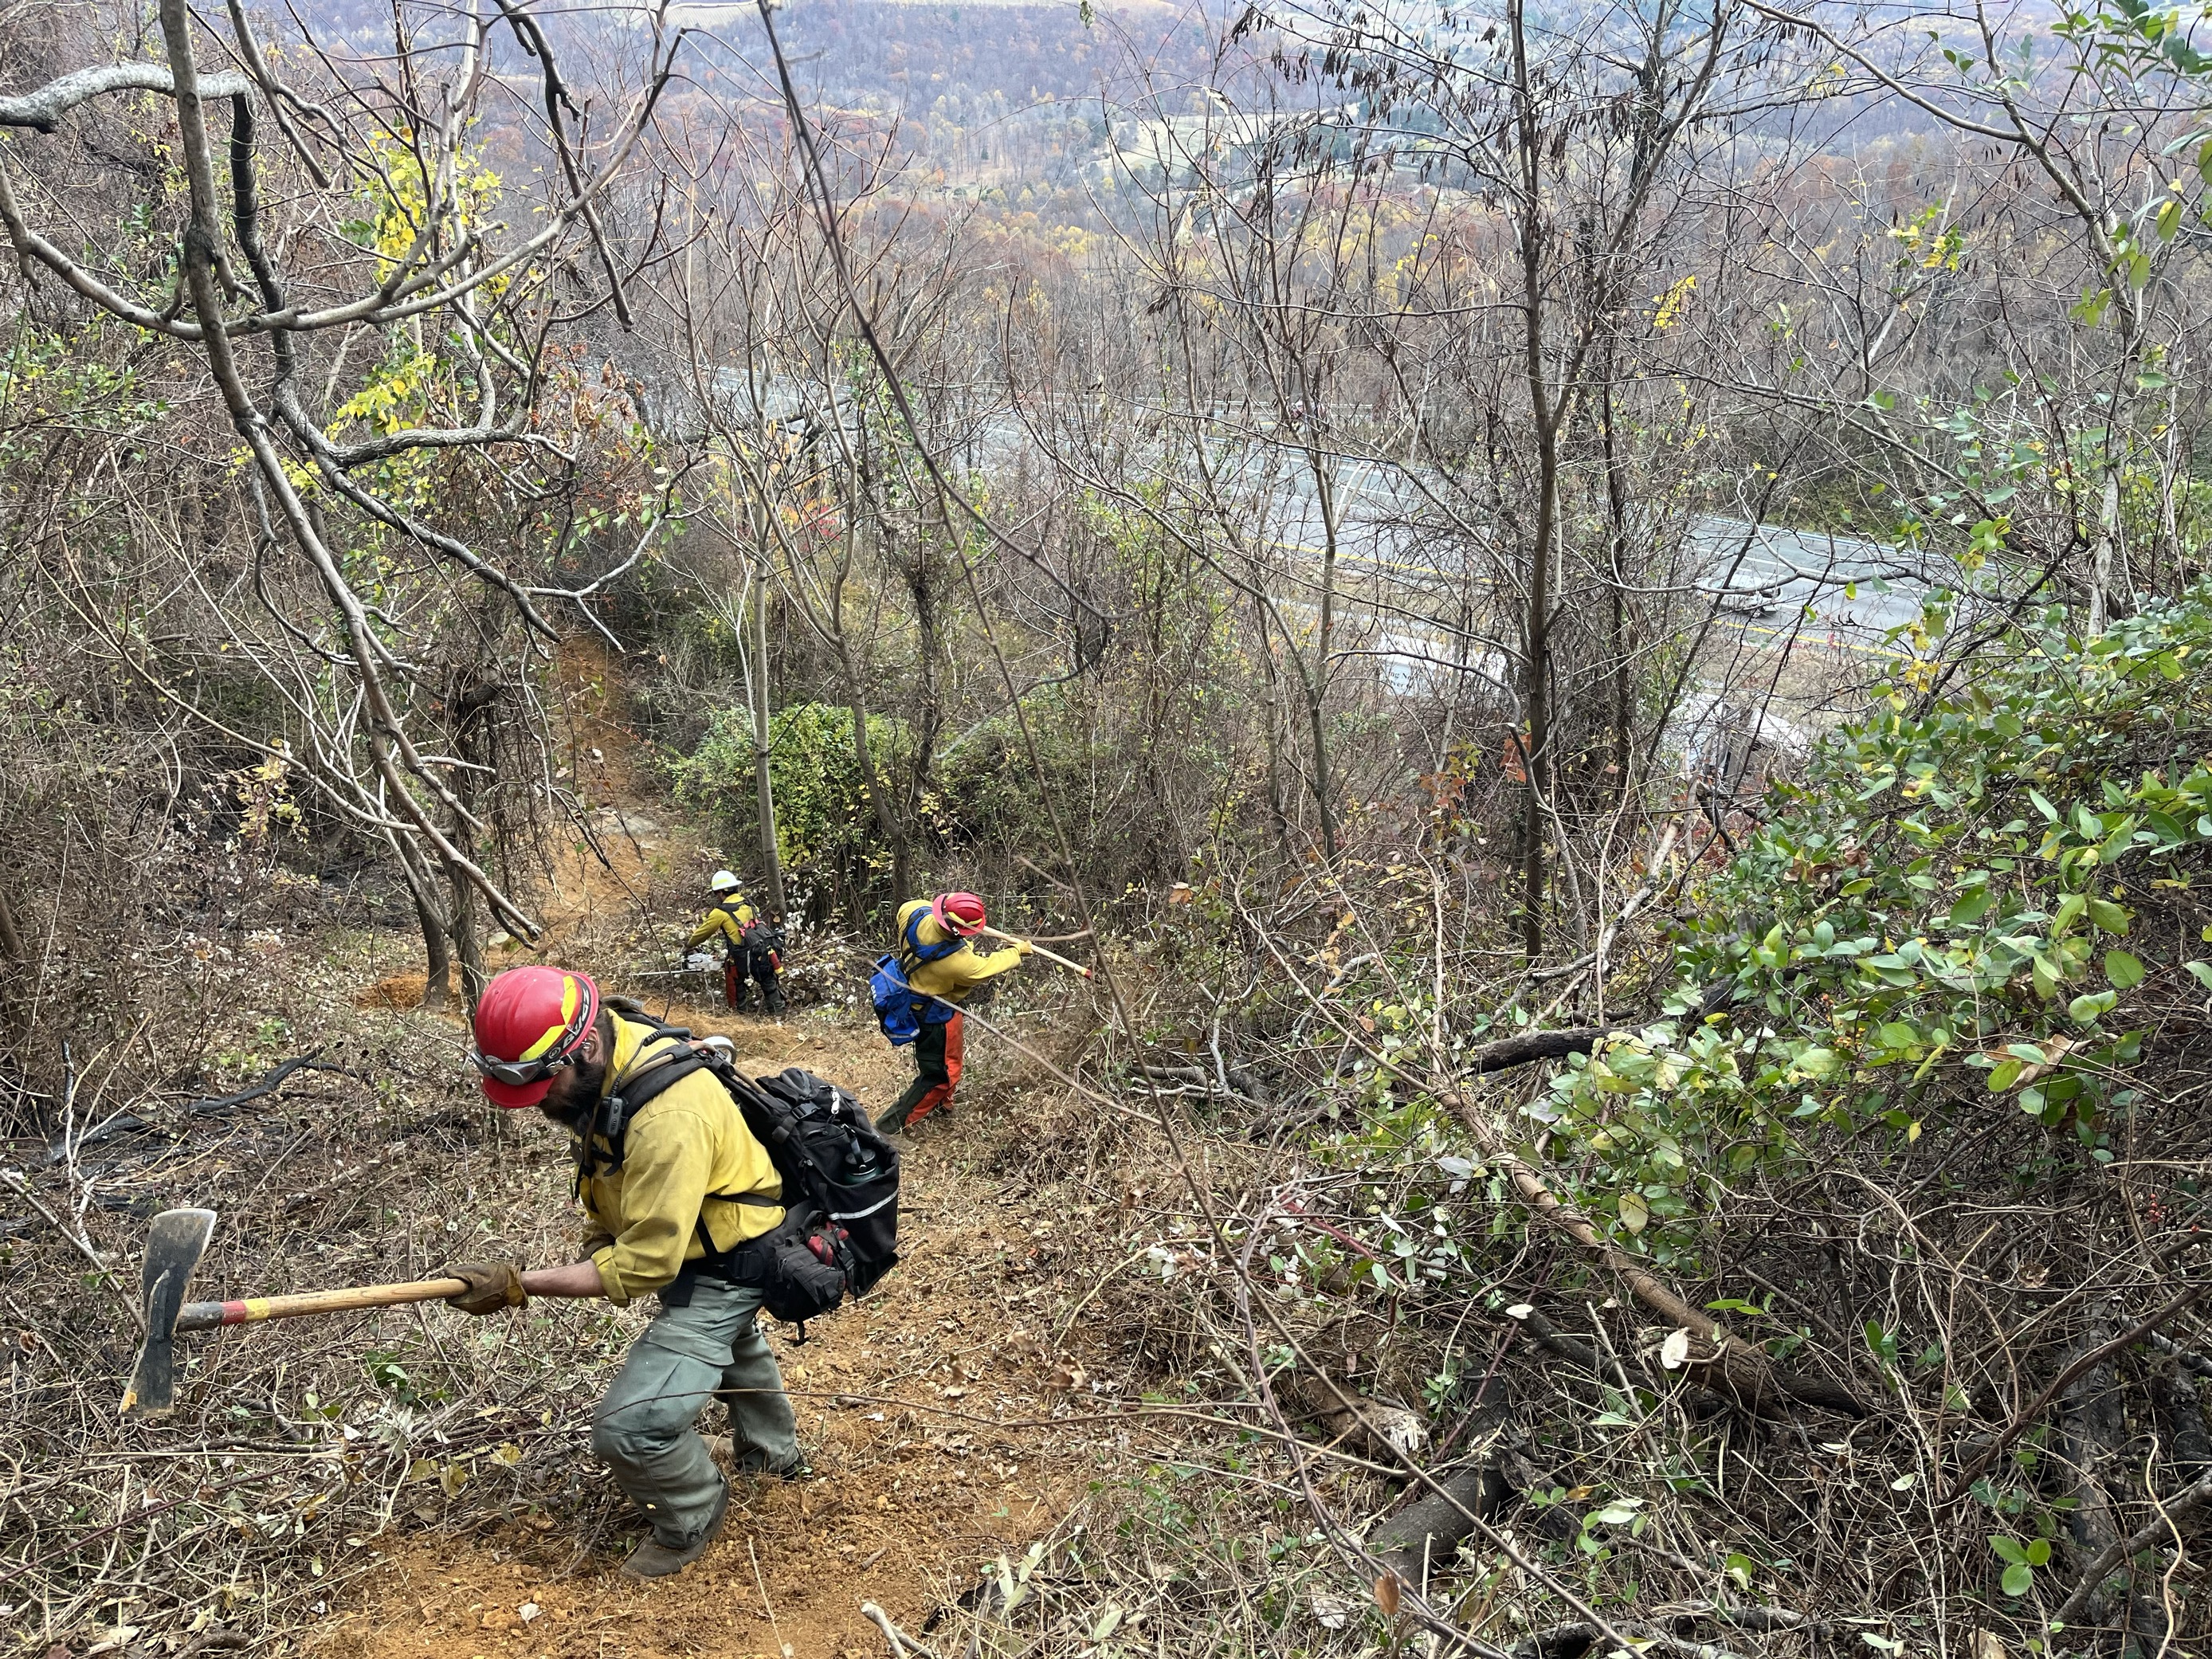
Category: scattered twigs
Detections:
[
  {"x1": 0, "y1": 1465, "x2": 317, "y2": 1587},
  {"x1": 0, "y1": 1167, "x2": 140, "y2": 1328},
  {"x1": 862, "y1": 1601, "x2": 941, "y2": 1659},
  {"x1": 1526, "y1": 817, "x2": 1684, "y2": 998},
  {"x1": 1941, "y1": 1283, "x2": 2212, "y2": 1504},
  {"x1": 1434, "y1": 1081, "x2": 1869, "y2": 1417},
  {"x1": 185, "y1": 1051, "x2": 359, "y2": 1116},
  {"x1": 746, "y1": 1539, "x2": 790, "y2": 1659},
  {"x1": 1231, "y1": 1205, "x2": 1622, "y2": 1659},
  {"x1": 1133, "y1": 1061, "x2": 1263, "y2": 1103},
  {"x1": 1510, "y1": 1620, "x2": 1748, "y2": 1659},
  {"x1": 43, "y1": 1114, "x2": 153, "y2": 1165},
  {"x1": 2050, "y1": 1473, "x2": 2212, "y2": 1623},
  {"x1": 2147, "y1": 1329, "x2": 2212, "y2": 1380}
]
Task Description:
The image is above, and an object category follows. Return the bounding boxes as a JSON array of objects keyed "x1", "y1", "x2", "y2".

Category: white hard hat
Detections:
[{"x1": 709, "y1": 869, "x2": 739, "y2": 892}]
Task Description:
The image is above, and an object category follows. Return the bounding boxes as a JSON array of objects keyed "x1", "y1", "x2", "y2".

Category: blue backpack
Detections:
[{"x1": 869, "y1": 911, "x2": 963, "y2": 1046}]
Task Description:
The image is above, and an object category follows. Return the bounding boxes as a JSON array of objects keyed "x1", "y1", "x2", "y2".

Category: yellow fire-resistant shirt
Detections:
[
  {"x1": 575, "y1": 1015, "x2": 784, "y2": 1305},
  {"x1": 895, "y1": 899, "x2": 1029, "y2": 1005},
  {"x1": 686, "y1": 896, "x2": 759, "y2": 951}
]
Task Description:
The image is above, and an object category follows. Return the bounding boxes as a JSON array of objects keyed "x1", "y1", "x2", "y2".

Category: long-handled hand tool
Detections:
[
  {"x1": 122, "y1": 1206, "x2": 465, "y2": 1418},
  {"x1": 978, "y1": 924, "x2": 1092, "y2": 979}
]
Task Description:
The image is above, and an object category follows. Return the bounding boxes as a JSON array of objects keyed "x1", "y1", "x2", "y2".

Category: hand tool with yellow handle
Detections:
[
  {"x1": 976, "y1": 924, "x2": 1092, "y2": 979},
  {"x1": 121, "y1": 1206, "x2": 465, "y2": 1419}
]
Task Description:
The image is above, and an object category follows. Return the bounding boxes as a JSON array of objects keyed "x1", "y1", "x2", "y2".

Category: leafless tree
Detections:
[{"x1": 0, "y1": 0, "x2": 691, "y2": 963}]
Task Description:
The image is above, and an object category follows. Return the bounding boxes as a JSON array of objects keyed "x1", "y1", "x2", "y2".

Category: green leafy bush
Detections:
[
  {"x1": 671, "y1": 701, "x2": 909, "y2": 902},
  {"x1": 1538, "y1": 586, "x2": 2212, "y2": 1252}
]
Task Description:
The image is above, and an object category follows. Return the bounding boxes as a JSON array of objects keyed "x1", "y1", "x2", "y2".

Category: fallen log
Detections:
[
  {"x1": 1653, "y1": 1602, "x2": 1826, "y2": 1634},
  {"x1": 1510, "y1": 1619, "x2": 1747, "y2": 1659},
  {"x1": 1371, "y1": 1461, "x2": 1512, "y2": 1586},
  {"x1": 2048, "y1": 1331, "x2": 2184, "y2": 1644},
  {"x1": 1435, "y1": 1065, "x2": 1871, "y2": 1418},
  {"x1": 1635, "y1": 1325, "x2": 1871, "y2": 1417},
  {"x1": 44, "y1": 1114, "x2": 154, "y2": 1164},
  {"x1": 1369, "y1": 1375, "x2": 1516, "y2": 1588},
  {"x1": 186, "y1": 1050, "x2": 360, "y2": 1116},
  {"x1": 2052, "y1": 1472, "x2": 2212, "y2": 1624},
  {"x1": 1506, "y1": 1304, "x2": 1603, "y2": 1372},
  {"x1": 1287, "y1": 1375, "x2": 1429, "y2": 1462},
  {"x1": 1941, "y1": 1282, "x2": 2210, "y2": 1502},
  {"x1": 1461, "y1": 982, "x2": 1736, "y2": 1078}
]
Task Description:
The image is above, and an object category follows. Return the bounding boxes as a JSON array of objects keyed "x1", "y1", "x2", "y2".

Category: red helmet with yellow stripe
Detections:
[
  {"x1": 470, "y1": 965, "x2": 601, "y2": 1108},
  {"x1": 933, "y1": 891, "x2": 987, "y2": 936}
]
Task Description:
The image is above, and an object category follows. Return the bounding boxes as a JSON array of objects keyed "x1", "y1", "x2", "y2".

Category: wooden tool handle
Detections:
[
  {"x1": 172, "y1": 1277, "x2": 469, "y2": 1334},
  {"x1": 980, "y1": 926, "x2": 1092, "y2": 977}
]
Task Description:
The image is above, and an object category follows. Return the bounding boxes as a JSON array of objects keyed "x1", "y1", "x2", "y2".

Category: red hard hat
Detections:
[
  {"x1": 470, "y1": 965, "x2": 600, "y2": 1108},
  {"x1": 933, "y1": 891, "x2": 987, "y2": 937}
]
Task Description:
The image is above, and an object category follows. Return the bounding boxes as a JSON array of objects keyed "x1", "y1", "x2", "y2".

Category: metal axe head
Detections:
[{"x1": 120, "y1": 1206, "x2": 217, "y2": 1420}]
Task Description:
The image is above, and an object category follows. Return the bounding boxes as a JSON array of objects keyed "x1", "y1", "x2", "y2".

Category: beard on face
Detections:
[{"x1": 536, "y1": 1024, "x2": 610, "y2": 1131}]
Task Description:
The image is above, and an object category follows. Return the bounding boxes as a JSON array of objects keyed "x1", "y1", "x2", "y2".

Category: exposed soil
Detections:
[
  {"x1": 329, "y1": 1009, "x2": 1104, "y2": 1659},
  {"x1": 325, "y1": 652, "x2": 1109, "y2": 1659}
]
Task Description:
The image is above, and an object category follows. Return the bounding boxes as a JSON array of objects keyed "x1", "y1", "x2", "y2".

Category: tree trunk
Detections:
[
  {"x1": 447, "y1": 860, "x2": 484, "y2": 1009},
  {"x1": 448, "y1": 676, "x2": 499, "y2": 1012},
  {"x1": 2061, "y1": 1334, "x2": 2170, "y2": 1647},
  {"x1": 746, "y1": 560, "x2": 787, "y2": 915},
  {"x1": 1513, "y1": 0, "x2": 1555, "y2": 961},
  {"x1": 848, "y1": 691, "x2": 908, "y2": 904},
  {"x1": 1304, "y1": 456, "x2": 1340, "y2": 861},
  {"x1": 390, "y1": 832, "x2": 451, "y2": 1010},
  {"x1": 1253, "y1": 593, "x2": 1293, "y2": 860},
  {"x1": 1600, "y1": 368, "x2": 1632, "y2": 806},
  {"x1": 2088, "y1": 469, "x2": 2122, "y2": 635},
  {"x1": 1519, "y1": 436, "x2": 1555, "y2": 960},
  {"x1": 900, "y1": 524, "x2": 948, "y2": 885}
]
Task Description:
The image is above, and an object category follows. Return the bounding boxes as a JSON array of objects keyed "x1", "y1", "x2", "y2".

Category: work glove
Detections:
[{"x1": 445, "y1": 1261, "x2": 528, "y2": 1316}]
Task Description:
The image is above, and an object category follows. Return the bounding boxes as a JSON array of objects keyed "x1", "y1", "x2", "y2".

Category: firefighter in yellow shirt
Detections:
[
  {"x1": 688, "y1": 870, "x2": 782, "y2": 1014},
  {"x1": 876, "y1": 891, "x2": 1028, "y2": 1133},
  {"x1": 444, "y1": 966, "x2": 802, "y2": 1580}
]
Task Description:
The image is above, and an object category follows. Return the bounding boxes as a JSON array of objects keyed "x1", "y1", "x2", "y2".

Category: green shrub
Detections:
[
  {"x1": 1535, "y1": 586, "x2": 2212, "y2": 1257},
  {"x1": 672, "y1": 701, "x2": 909, "y2": 906}
]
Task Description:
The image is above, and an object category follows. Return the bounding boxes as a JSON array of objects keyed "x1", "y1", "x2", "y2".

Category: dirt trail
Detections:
[
  {"x1": 357, "y1": 636, "x2": 708, "y2": 1021},
  {"x1": 333, "y1": 1002, "x2": 1099, "y2": 1659},
  {"x1": 333, "y1": 649, "x2": 1104, "y2": 1659}
]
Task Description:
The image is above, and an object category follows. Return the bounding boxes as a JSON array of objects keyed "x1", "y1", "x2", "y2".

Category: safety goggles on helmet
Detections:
[
  {"x1": 933, "y1": 891, "x2": 988, "y2": 936},
  {"x1": 469, "y1": 965, "x2": 601, "y2": 1108},
  {"x1": 469, "y1": 1041, "x2": 586, "y2": 1088}
]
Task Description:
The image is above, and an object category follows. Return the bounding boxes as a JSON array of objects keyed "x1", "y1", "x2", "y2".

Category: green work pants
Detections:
[{"x1": 590, "y1": 1272, "x2": 798, "y2": 1545}]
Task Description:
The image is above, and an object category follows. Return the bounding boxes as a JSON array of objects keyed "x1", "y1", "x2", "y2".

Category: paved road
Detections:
[
  {"x1": 1684, "y1": 516, "x2": 1929, "y2": 641},
  {"x1": 695, "y1": 381, "x2": 1931, "y2": 673},
  {"x1": 1255, "y1": 463, "x2": 1932, "y2": 680}
]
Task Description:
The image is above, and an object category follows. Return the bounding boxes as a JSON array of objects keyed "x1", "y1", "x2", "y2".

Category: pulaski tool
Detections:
[
  {"x1": 122, "y1": 1206, "x2": 467, "y2": 1418},
  {"x1": 975, "y1": 925, "x2": 1092, "y2": 979}
]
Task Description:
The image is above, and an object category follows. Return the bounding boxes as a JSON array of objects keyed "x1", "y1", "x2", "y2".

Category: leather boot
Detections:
[{"x1": 619, "y1": 1477, "x2": 731, "y2": 1580}]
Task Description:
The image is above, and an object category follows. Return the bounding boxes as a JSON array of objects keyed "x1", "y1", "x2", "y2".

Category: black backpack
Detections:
[{"x1": 587, "y1": 1003, "x2": 900, "y2": 1332}]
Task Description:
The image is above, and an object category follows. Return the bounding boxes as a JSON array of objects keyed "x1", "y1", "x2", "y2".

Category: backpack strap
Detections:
[
  {"x1": 900, "y1": 910, "x2": 963, "y2": 970},
  {"x1": 572, "y1": 1043, "x2": 793, "y2": 1269},
  {"x1": 689, "y1": 1047, "x2": 838, "y2": 1220},
  {"x1": 575, "y1": 1044, "x2": 704, "y2": 1182}
]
